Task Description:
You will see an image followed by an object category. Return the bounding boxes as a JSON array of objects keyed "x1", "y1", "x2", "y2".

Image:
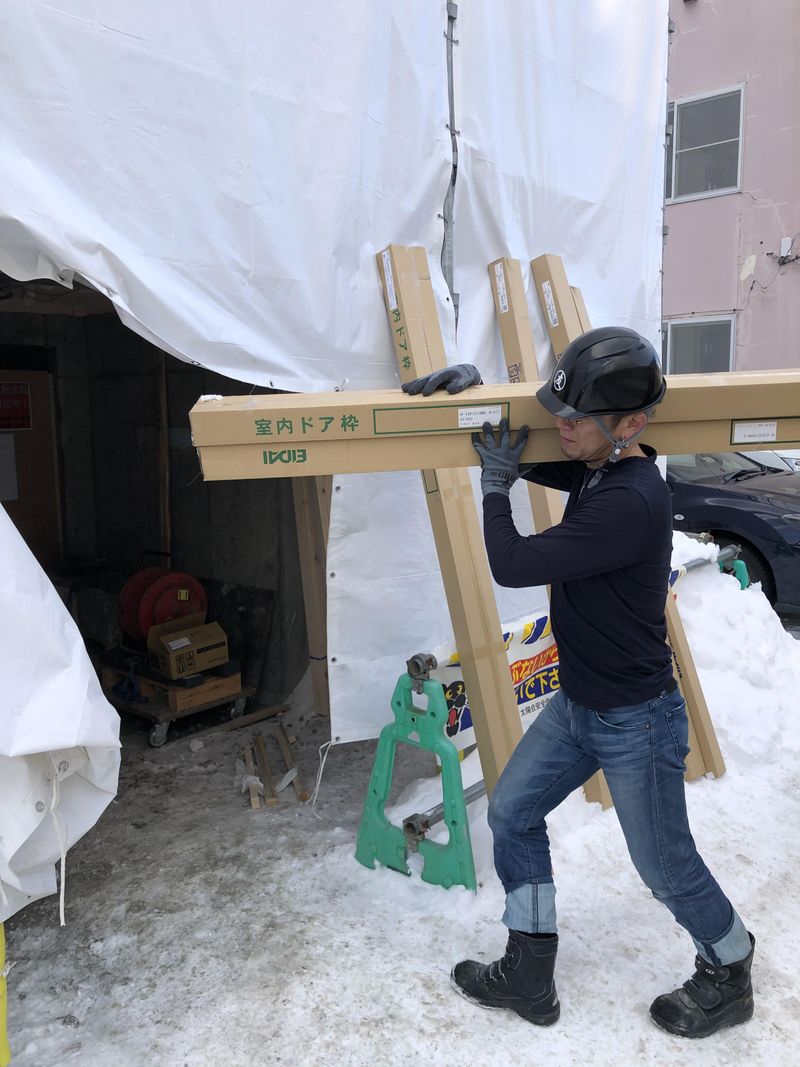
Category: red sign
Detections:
[{"x1": 0, "y1": 383, "x2": 31, "y2": 430}]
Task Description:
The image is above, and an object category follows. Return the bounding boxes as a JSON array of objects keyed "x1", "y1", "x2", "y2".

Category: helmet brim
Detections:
[
  {"x1": 536, "y1": 377, "x2": 668, "y2": 419},
  {"x1": 535, "y1": 383, "x2": 581, "y2": 420}
]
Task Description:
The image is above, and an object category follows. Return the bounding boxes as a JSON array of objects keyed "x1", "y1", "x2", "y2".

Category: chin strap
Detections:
[{"x1": 590, "y1": 417, "x2": 646, "y2": 463}]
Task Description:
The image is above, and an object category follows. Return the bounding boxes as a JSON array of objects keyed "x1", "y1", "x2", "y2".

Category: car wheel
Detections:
[{"x1": 713, "y1": 535, "x2": 777, "y2": 604}]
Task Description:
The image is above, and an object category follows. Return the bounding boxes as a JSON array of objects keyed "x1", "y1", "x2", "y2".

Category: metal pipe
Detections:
[
  {"x1": 403, "y1": 778, "x2": 486, "y2": 846},
  {"x1": 683, "y1": 543, "x2": 739, "y2": 571}
]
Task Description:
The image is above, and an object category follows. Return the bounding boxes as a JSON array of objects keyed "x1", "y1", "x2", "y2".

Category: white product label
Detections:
[
  {"x1": 494, "y1": 262, "x2": 509, "y2": 313},
  {"x1": 732, "y1": 420, "x2": 778, "y2": 444},
  {"x1": 541, "y1": 280, "x2": 559, "y2": 328},
  {"x1": 458, "y1": 405, "x2": 503, "y2": 429},
  {"x1": 167, "y1": 636, "x2": 192, "y2": 650},
  {"x1": 381, "y1": 249, "x2": 398, "y2": 311}
]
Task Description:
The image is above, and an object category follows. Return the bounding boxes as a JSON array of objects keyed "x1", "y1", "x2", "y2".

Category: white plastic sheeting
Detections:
[
  {"x1": 0, "y1": 1, "x2": 452, "y2": 392},
  {"x1": 0, "y1": 4, "x2": 668, "y2": 755},
  {"x1": 0, "y1": 506, "x2": 120, "y2": 923}
]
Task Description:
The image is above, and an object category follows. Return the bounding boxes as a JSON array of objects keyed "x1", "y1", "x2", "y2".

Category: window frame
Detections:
[
  {"x1": 663, "y1": 314, "x2": 736, "y2": 374},
  {"x1": 665, "y1": 84, "x2": 745, "y2": 204}
]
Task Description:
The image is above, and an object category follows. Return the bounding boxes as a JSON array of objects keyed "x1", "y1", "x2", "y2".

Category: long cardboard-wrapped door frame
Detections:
[
  {"x1": 528, "y1": 254, "x2": 725, "y2": 804},
  {"x1": 373, "y1": 245, "x2": 523, "y2": 793},
  {"x1": 191, "y1": 372, "x2": 800, "y2": 480},
  {"x1": 292, "y1": 476, "x2": 330, "y2": 715},
  {"x1": 489, "y1": 257, "x2": 614, "y2": 808}
]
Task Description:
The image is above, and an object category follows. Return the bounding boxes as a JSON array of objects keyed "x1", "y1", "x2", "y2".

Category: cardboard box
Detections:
[
  {"x1": 189, "y1": 373, "x2": 800, "y2": 481},
  {"x1": 530, "y1": 254, "x2": 583, "y2": 356},
  {"x1": 147, "y1": 615, "x2": 229, "y2": 679},
  {"x1": 488, "y1": 258, "x2": 539, "y2": 383},
  {"x1": 376, "y1": 245, "x2": 446, "y2": 382}
]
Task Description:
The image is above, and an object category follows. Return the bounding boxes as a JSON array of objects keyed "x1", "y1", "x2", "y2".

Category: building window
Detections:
[
  {"x1": 665, "y1": 88, "x2": 743, "y2": 201},
  {"x1": 663, "y1": 317, "x2": 734, "y2": 374}
]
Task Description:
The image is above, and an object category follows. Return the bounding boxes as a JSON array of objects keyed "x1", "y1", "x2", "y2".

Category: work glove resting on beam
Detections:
[{"x1": 402, "y1": 363, "x2": 482, "y2": 396}]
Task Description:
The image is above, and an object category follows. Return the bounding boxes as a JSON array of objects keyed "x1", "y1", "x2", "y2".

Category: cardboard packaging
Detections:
[
  {"x1": 376, "y1": 244, "x2": 446, "y2": 379},
  {"x1": 147, "y1": 615, "x2": 229, "y2": 680},
  {"x1": 488, "y1": 257, "x2": 538, "y2": 383},
  {"x1": 530, "y1": 254, "x2": 583, "y2": 356},
  {"x1": 189, "y1": 373, "x2": 800, "y2": 481}
]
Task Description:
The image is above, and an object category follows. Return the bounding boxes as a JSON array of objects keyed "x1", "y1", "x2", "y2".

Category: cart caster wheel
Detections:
[
  {"x1": 149, "y1": 723, "x2": 170, "y2": 747},
  {"x1": 229, "y1": 697, "x2": 248, "y2": 720}
]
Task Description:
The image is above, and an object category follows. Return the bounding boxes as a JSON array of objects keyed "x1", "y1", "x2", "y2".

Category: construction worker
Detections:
[{"x1": 403, "y1": 327, "x2": 755, "y2": 1038}]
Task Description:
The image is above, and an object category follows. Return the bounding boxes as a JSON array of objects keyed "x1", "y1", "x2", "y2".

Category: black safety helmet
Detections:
[{"x1": 537, "y1": 326, "x2": 666, "y2": 420}]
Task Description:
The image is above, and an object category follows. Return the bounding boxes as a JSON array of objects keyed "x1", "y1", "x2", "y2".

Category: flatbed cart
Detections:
[{"x1": 101, "y1": 658, "x2": 254, "y2": 746}]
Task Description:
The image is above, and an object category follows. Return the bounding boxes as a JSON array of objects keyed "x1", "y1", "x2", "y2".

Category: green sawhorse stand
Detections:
[{"x1": 355, "y1": 654, "x2": 477, "y2": 891}]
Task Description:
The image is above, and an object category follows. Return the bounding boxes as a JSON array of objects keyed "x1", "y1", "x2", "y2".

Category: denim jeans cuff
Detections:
[
  {"x1": 694, "y1": 909, "x2": 752, "y2": 966},
  {"x1": 501, "y1": 880, "x2": 557, "y2": 934}
]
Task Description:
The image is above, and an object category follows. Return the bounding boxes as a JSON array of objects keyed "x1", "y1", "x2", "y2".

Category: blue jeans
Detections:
[{"x1": 488, "y1": 686, "x2": 752, "y2": 966}]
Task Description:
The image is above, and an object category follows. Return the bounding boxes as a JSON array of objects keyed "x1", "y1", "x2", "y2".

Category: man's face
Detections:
[{"x1": 554, "y1": 414, "x2": 618, "y2": 464}]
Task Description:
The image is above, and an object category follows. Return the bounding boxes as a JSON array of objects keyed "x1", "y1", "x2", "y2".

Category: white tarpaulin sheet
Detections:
[
  {"x1": 0, "y1": 0, "x2": 451, "y2": 392},
  {"x1": 0, "y1": 506, "x2": 120, "y2": 923},
  {"x1": 0, "y1": 3, "x2": 667, "y2": 759}
]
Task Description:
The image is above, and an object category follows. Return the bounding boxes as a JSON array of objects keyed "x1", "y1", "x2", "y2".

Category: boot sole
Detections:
[
  {"x1": 449, "y1": 970, "x2": 561, "y2": 1027},
  {"x1": 649, "y1": 1001, "x2": 754, "y2": 1039}
]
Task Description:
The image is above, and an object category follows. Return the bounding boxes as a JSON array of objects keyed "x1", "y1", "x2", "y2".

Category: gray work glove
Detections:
[
  {"x1": 402, "y1": 363, "x2": 482, "y2": 396},
  {"x1": 472, "y1": 418, "x2": 530, "y2": 497}
]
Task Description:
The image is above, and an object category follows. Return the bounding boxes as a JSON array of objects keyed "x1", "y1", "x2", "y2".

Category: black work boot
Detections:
[
  {"x1": 451, "y1": 931, "x2": 560, "y2": 1026},
  {"x1": 650, "y1": 933, "x2": 755, "y2": 1038}
]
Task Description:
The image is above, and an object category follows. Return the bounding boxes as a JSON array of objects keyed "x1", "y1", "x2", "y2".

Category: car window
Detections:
[
  {"x1": 739, "y1": 450, "x2": 795, "y2": 472},
  {"x1": 666, "y1": 452, "x2": 764, "y2": 482}
]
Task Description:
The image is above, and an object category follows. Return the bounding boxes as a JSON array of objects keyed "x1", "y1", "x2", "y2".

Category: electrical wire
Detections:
[
  {"x1": 740, "y1": 261, "x2": 786, "y2": 312},
  {"x1": 305, "y1": 739, "x2": 335, "y2": 820}
]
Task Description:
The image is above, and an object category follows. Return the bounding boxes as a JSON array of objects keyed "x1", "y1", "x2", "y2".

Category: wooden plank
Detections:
[
  {"x1": 315, "y1": 475, "x2": 333, "y2": 549},
  {"x1": 254, "y1": 734, "x2": 279, "y2": 806},
  {"x1": 377, "y1": 244, "x2": 523, "y2": 793},
  {"x1": 274, "y1": 724, "x2": 310, "y2": 802},
  {"x1": 167, "y1": 672, "x2": 242, "y2": 713},
  {"x1": 243, "y1": 745, "x2": 262, "y2": 810},
  {"x1": 187, "y1": 701, "x2": 286, "y2": 738},
  {"x1": 292, "y1": 476, "x2": 330, "y2": 715}
]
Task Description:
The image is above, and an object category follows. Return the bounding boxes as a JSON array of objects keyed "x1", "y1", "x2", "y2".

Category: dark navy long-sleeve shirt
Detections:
[{"x1": 482, "y1": 446, "x2": 675, "y2": 709}]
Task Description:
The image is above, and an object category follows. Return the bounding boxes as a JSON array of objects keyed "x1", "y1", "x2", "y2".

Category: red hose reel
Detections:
[{"x1": 118, "y1": 567, "x2": 207, "y2": 642}]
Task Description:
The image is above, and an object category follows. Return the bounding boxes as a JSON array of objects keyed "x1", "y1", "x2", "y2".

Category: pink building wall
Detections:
[{"x1": 664, "y1": 0, "x2": 800, "y2": 370}]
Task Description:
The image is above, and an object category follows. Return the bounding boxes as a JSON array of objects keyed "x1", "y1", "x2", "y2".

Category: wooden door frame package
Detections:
[
  {"x1": 528, "y1": 254, "x2": 725, "y2": 804},
  {"x1": 190, "y1": 371, "x2": 800, "y2": 481},
  {"x1": 373, "y1": 244, "x2": 523, "y2": 793}
]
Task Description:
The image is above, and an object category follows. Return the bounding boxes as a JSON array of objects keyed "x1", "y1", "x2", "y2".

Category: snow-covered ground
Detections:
[{"x1": 5, "y1": 533, "x2": 800, "y2": 1066}]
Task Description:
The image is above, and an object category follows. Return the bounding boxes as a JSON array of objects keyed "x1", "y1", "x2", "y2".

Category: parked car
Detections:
[{"x1": 666, "y1": 451, "x2": 800, "y2": 614}]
